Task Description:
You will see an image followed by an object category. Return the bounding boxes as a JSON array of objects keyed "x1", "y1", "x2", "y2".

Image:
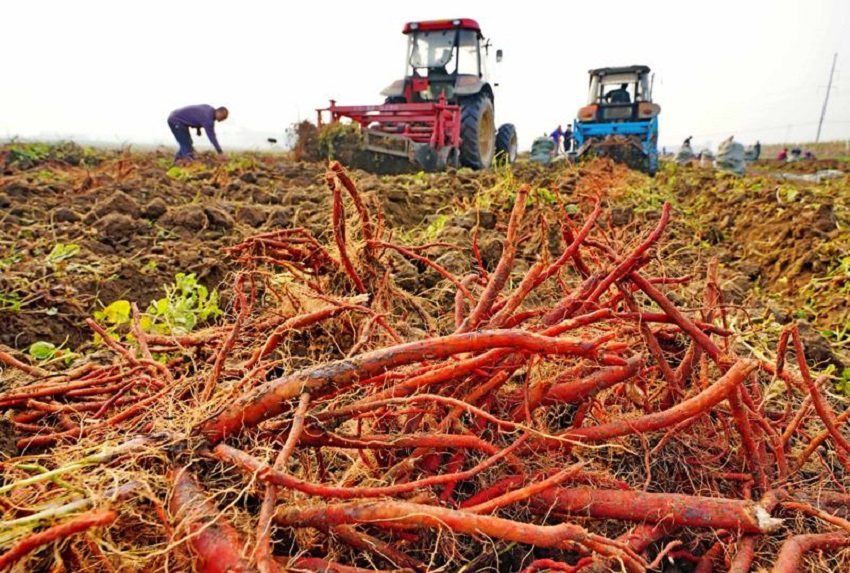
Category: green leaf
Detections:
[
  {"x1": 46, "y1": 243, "x2": 80, "y2": 264},
  {"x1": 28, "y1": 341, "x2": 57, "y2": 361},
  {"x1": 101, "y1": 300, "x2": 131, "y2": 325},
  {"x1": 154, "y1": 298, "x2": 169, "y2": 315}
]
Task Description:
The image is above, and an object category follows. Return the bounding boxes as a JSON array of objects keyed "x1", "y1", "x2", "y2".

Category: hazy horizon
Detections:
[{"x1": 2, "y1": 1, "x2": 848, "y2": 153}]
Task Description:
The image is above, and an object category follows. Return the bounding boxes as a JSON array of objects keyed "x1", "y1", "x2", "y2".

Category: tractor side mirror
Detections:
[{"x1": 496, "y1": 49, "x2": 503, "y2": 63}]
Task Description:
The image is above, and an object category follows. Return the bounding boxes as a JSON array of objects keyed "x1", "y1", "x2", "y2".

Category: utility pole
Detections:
[{"x1": 816, "y1": 53, "x2": 837, "y2": 143}]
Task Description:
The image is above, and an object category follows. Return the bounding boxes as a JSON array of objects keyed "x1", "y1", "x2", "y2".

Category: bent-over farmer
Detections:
[{"x1": 167, "y1": 104, "x2": 228, "y2": 162}]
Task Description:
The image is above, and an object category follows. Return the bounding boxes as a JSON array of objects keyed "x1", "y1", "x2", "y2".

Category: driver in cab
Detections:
[{"x1": 605, "y1": 83, "x2": 631, "y2": 104}]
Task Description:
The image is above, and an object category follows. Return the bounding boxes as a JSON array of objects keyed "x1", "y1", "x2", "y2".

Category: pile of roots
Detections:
[{"x1": 1, "y1": 161, "x2": 849, "y2": 572}]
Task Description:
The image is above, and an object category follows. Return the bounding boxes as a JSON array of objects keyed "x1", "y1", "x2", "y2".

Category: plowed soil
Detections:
[{"x1": 1, "y1": 143, "x2": 848, "y2": 368}]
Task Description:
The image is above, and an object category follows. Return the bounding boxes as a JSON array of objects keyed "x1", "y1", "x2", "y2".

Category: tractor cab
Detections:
[
  {"x1": 381, "y1": 19, "x2": 497, "y2": 104},
  {"x1": 576, "y1": 66, "x2": 660, "y2": 124}
]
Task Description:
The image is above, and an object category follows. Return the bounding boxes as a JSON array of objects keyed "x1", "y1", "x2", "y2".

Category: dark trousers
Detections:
[{"x1": 168, "y1": 122, "x2": 195, "y2": 161}]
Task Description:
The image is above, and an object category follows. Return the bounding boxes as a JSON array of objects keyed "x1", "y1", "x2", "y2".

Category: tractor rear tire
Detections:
[
  {"x1": 460, "y1": 93, "x2": 496, "y2": 170},
  {"x1": 495, "y1": 123, "x2": 518, "y2": 165}
]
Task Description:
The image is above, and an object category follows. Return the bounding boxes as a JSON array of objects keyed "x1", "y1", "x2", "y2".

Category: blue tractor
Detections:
[{"x1": 572, "y1": 65, "x2": 660, "y2": 175}]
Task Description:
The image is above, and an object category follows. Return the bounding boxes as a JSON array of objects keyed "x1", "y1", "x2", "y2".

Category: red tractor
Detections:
[{"x1": 317, "y1": 18, "x2": 517, "y2": 172}]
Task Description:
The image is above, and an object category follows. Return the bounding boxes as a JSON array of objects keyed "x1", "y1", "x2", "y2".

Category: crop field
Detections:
[{"x1": 1, "y1": 141, "x2": 849, "y2": 572}]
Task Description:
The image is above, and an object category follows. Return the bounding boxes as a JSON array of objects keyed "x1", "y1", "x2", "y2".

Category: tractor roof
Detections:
[
  {"x1": 589, "y1": 65, "x2": 651, "y2": 77},
  {"x1": 403, "y1": 19, "x2": 481, "y2": 35}
]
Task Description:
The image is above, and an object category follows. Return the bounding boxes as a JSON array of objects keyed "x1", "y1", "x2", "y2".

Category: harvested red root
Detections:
[
  {"x1": 0, "y1": 509, "x2": 117, "y2": 570},
  {"x1": 534, "y1": 487, "x2": 781, "y2": 532},
  {"x1": 551, "y1": 359, "x2": 758, "y2": 445},
  {"x1": 168, "y1": 466, "x2": 257, "y2": 573},
  {"x1": 200, "y1": 329, "x2": 606, "y2": 444},
  {"x1": 274, "y1": 500, "x2": 647, "y2": 573},
  {"x1": 770, "y1": 531, "x2": 850, "y2": 573}
]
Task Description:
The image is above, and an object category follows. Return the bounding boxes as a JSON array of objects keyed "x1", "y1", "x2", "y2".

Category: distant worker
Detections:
[
  {"x1": 753, "y1": 140, "x2": 761, "y2": 160},
  {"x1": 550, "y1": 125, "x2": 564, "y2": 156},
  {"x1": 167, "y1": 104, "x2": 229, "y2": 162},
  {"x1": 777, "y1": 148, "x2": 788, "y2": 161},
  {"x1": 563, "y1": 124, "x2": 573, "y2": 153},
  {"x1": 683, "y1": 135, "x2": 693, "y2": 146},
  {"x1": 605, "y1": 83, "x2": 631, "y2": 104}
]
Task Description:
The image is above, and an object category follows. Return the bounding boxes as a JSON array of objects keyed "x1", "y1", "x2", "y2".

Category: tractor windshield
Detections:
[
  {"x1": 408, "y1": 30, "x2": 455, "y2": 72},
  {"x1": 456, "y1": 29, "x2": 480, "y2": 76},
  {"x1": 589, "y1": 73, "x2": 651, "y2": 105},
  {"x1": 406, "y1": 28, "x2": 480, "y2": 76}
]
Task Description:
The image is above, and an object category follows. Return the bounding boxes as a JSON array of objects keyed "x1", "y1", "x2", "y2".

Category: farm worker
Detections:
[
  {"x1": 167, "y1": 104, "x2": 228, "y2": 162},
  {"x1": 605, "y1": 83, "x2": 631, "y2": 104},
  {"x1": 563, "y1": 124, "x2": 573, "y2": 153},
  {"x1": 753, "y1": 140, "x2": 761, "y2": 160},
  {"x1": 777, "y1": 148, "x2": 788, "y2": 161},
  {"x1": 550, "y1": 125, "x2": 564, "y2": 156}
]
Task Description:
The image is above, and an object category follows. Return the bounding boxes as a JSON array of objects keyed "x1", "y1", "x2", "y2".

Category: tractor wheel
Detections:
[
  {"x1": 459, "y1": 93, "x2": 496, "y2": 170},
  {"x1": 495, "y1": 123, "x2": 518, "y2": 165}
]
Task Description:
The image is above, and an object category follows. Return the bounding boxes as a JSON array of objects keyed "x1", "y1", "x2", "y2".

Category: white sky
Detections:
[{"x1": 2, "y1": 0, "x2": 849, "y2": 153}]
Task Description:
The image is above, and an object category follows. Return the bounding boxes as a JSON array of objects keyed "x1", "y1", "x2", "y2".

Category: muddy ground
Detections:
[{"x1": 1, "y1": 142, "x2": 848, "y2": 373}]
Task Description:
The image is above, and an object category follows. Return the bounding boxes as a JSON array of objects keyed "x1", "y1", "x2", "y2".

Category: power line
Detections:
[
  {"x1": 816, "y1": 53, "x2": 838, "y2": 142},
  {"x1": 683, "y1": 119, "x2": 850, "y2": 140}
]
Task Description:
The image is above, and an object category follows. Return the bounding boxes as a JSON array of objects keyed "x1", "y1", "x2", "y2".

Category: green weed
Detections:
[
  {"x1": 836, "y1": 369, "x2": 850, "y2": 396},
  {"x1": 144, "y1": 272, "x2": 222, "y2": 335},
  {"x1": 7, "y1": 143, "x2": 52, "y2": 165},
  {"x1": 166, "y1": 166, "x2": 194, "y2": 181},
  {"x1": 0, "y1": 292, "x2": 23, "y2": 312},
  {"x1": 45, "y1": 243, "x2": 80, "y2": 265},
  {"x1": 0, "y1": 252, "x2": 23, "y2": 270},
  {"x1": 225, "y1": 156, "x2": 258, "y2": 173},
  {"x1": 93, "y1": 273, "x2": 222, "y2": 344},
  {"x1": 6, "y1": 142, "x2": 100, "y2": 168},
  {"x1": 423, "y1": 214, "x2": 449, "y2": 241},
  {"x1": 27, "y1": 341, "x2": 79, "y2": 366}
]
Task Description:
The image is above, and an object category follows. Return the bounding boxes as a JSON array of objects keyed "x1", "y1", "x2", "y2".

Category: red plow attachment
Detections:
[{"x1": 317, "y1": 95, "x2": 461, "y2": 170}]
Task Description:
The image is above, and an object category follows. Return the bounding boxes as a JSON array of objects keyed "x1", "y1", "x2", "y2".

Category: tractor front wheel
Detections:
[
  {"x1": 460, "y1": 93, "x2": 496, "y2": 170},
  {"x1": 495, "y1": 123, "x2": 518, "y2": 165}
]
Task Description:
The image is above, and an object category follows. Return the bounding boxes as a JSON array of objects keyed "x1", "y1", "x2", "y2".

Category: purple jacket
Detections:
[
  {"x1": 550, "y1": 127, "x2": 563, "y2": 143},
  {"x1": 168, "y1": 104, "x2": 222, "y2": 153}
]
